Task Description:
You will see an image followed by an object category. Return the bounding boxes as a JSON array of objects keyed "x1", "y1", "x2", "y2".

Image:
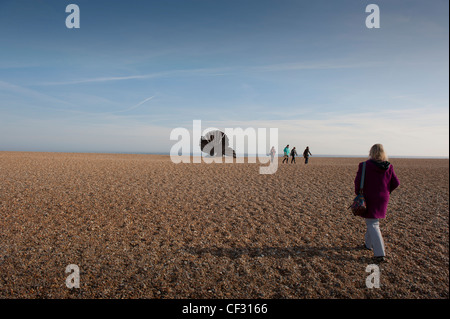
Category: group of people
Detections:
[
  {"x1": 278, "y1": 145, "x2": 312, "y2": 164},
  {"x1": 268, "y1": 145, "x2": 312, "y2": 164}
]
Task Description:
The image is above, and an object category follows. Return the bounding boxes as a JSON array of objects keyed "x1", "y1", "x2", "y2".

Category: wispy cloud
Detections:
[
  {"x1": 0, "y1": 80, "x2": 74, "y2": 109},
  {"x1": 35, "y1": 59, "x2": 381, "y2": 87},
  {"x1": 39, "y1": 68, "x2": 229, "y2": 86},
  {"x1": 0, "y1": 80, "x2": 157, "y2": 120},
  {"x1": 250, "y1": 61, "x2": 383, "y2": 72}
]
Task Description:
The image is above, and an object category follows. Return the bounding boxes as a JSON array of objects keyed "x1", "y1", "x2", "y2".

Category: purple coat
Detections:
[{"x1": 354, "y1": 160, "x2": 400, "y2": 219}]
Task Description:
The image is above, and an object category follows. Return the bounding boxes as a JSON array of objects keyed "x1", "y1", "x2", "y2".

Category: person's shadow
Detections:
[{"x1": 183, "y1": 245, "x2": 367, "y2": 263}]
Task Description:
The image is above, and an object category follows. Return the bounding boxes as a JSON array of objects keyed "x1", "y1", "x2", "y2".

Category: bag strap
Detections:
[{"x1": 359, "y1": 161, "x2": 366, "y2": 194}]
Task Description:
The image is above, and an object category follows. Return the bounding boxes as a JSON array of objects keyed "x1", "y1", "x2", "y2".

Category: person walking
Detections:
[
  {"x1": 270, "y1": 146, "x2": 276, "y2": 163},
  {"x1": 282, "y1": 145, "x2": 290, "y2": 163},
  {"x1": 303, "y1": 146, "x2": 312, "y2": 164},
  {"x1": 354, "y1": 144, "x2": 400, "y2": 263},
  {"x1": 290, "y1": 147, "x2": 298, "y2": 163}
]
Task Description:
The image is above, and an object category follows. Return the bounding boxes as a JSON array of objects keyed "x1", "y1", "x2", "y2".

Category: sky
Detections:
[{"x1": 0, "y1": 0, "x2": 448, "y2": 157}]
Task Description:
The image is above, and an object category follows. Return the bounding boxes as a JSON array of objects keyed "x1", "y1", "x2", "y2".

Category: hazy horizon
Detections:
[{"x1": 1, "y1": 149, "x2": 447, "y2": 160}]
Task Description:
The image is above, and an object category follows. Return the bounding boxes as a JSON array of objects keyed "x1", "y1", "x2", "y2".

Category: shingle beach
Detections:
[{"x1": 0, "y1": 152, "x2": 448, "y2": 298}]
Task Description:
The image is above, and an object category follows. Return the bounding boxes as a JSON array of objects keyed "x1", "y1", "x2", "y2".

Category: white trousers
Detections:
[{"x1": 365, "y1": 218, "x2": 385, "y2": 257}]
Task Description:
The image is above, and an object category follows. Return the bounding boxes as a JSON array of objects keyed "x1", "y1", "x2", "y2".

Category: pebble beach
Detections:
[{"x1": 0, "y1": 151, "x2": 448, "y2": 298}]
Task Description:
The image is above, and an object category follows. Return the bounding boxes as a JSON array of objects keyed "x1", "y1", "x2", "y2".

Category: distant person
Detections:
[
  {"x1": 354, "y1": 143, "x2": 400, "y2": 263},
  {"x1": 282, "y1": 145, "x2": 290, "y2": 164},
  {"x1": 303, "y1": 146, "x2": 312, "y2": 164},
  {"x1": 269, "y1": 146, "x2": 276, "y2": 163},
  {"x1": 290, "y1": 147, "x2": 298, "y2": 163}
]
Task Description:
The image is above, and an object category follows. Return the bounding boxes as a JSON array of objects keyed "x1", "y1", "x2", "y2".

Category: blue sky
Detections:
[{"x1": 0, "y1": 0, "x2": 448, "y2": 156}]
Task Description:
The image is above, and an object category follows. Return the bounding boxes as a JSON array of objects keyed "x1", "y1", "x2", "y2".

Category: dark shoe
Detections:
[
  {"x1": 373, "y1": 256, "x2": 387, "y2": 263},
  {"x1": 362, "y1": 243, "x2": 372, "y2": 251}
]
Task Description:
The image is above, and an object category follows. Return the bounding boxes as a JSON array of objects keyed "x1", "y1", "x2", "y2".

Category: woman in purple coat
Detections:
[{"x1": 354, "y1": 144, "x2": 400, "y2": 262}]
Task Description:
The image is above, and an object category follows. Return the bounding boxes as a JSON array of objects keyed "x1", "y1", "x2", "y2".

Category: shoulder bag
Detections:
[{"x1": 349, "y1": 161, "x2": 367, "y2": 217}]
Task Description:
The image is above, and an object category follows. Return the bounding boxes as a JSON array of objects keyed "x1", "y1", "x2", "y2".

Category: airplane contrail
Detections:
[{"x1": 115, "y1": 96, "x2": 155, "y2": 113}]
